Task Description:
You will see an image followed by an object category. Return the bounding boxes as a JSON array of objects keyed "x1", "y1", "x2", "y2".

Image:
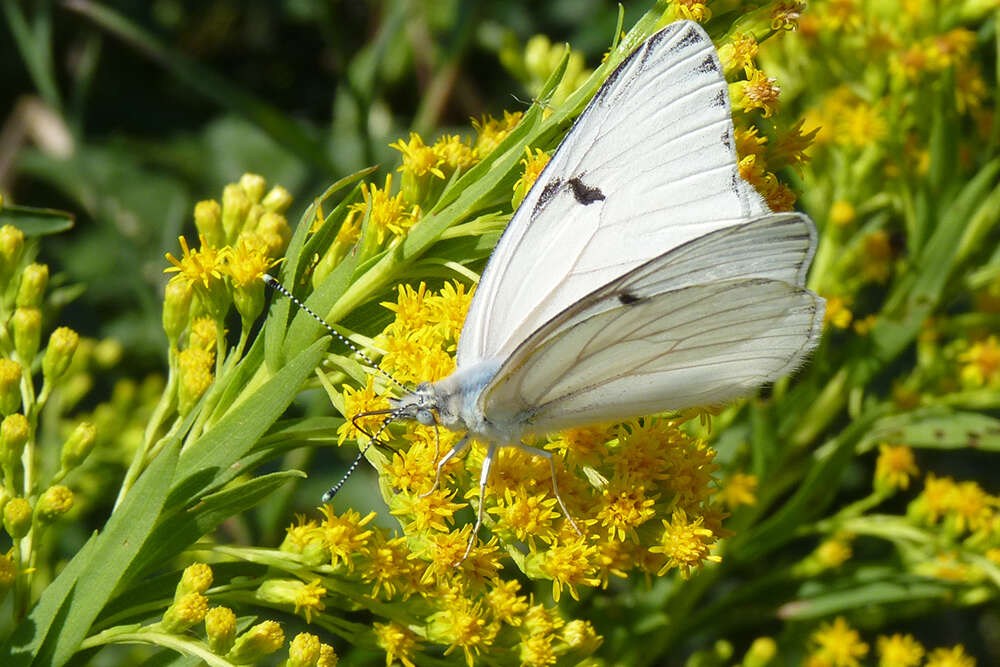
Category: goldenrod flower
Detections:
[
  {"x1": 472, "y1": 111, "x2": 523, "y2": 156},
  {"x1": 958, "y1": 336, "x2": 1000, "y2": 387},
  {"x1": 875, "y1": 444, "x2": 918, "y2": 492},
  {"x1": 670, "y1": 0, "x2": 711, "y2": 22},
  {"x1": 877, "y1": 633, "x2": 925, "y2": 667},
  {"x1": 650, "y1": 508, "x2": 720, "y2": 579},
  {"x1": 226, "y1": 620, "x2": 285, "y2": 663},
  {"x1": 925, "y1": 644, "x2": 976, "y2": 667},
  {"x1": 391, "y1": 132, "x2": 445, "y2": 180},
  {"x1": 512, "y1": 147, "x2": 550, "y2": 206},
  {"x1": 161, "y1": 592, "x2": 209, "y2": 633},
  {"x1": 519, "y1": 632, "x2": 557, "y2": 667},
  {"x1": 808, "y1": 616, "x2": 869, "y2": 667},
  {"x1": 293, "y1": 580, "x2": 327, "y2": 623},
  {"x1": 177, "y1": 563, "x2": 213, "y2": 598},
  {"x1": 596, "y1": 483, "x2": 657, "y2": 542},
  {"x1": 373, "y1": 621, "x2": 420, "y2": 667},
  {"x1": 392, "y1": 487, "x2": 465, "y2": 533},
  {"x1": 205, "y1": 606, "x2": 237, "y2": 654},
  {"x1": 488, "y1": 487, "x2": 560, "y2": 546},
  {"x1": 824, "y1": 295, "x2": 853, "y2": 329},
  {"x1": 3, "y1": 498, "x2": 32, "y2": 539},
  {"x1": 318, "y1": 506, "x2": 375, "y2": 571},
  {"x1": 428, "y1": 596, "x2": 496, "y2": 667},
  {"x1": 484, "y1": 579, "x2": 528, "y2": 626},
  {"x1": 717, "y1": 472, "x2": 758, "y2": 510},
  {"x1": 737, "y1": 68, "x2": 781, "y2": 118},
  {"x1": 537, "y1": 535, "x2": 601, "y2": 602}
]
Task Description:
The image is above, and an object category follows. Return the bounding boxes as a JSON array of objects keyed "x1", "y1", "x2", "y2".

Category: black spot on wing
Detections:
[
  {"x1": 721, "y1": 129, "x2": 732, "y2": 150},
  {"x1": 568, "y1": 177, "x2": 606, "y2": 205},
  {"x1": 618, "y1": 291, "x2": 641, "y2": 305},
  {"x1": 533, "y1": 178, "x2": 563, "y2": 216},
  {"x1": 712, "y1": 89, "x2": 727, "y2": 108},
  {"x1": 697, "y1": 54, "x2": 719, "y2": 74},
  {"x1": 669, "y1": 26, "x2": 701, "y2": 54}
]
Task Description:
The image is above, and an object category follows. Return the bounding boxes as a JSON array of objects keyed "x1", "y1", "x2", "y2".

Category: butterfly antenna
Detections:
[
  {"x1": 262, "y1": 274, "x2": 409, "y2": 394},
  {"x1": 321, "y1": 410, "x2": 400, "y2": 503}
]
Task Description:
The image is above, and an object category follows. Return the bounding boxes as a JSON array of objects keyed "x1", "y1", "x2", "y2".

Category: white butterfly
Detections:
[{"x1": 277, "y1": 20, "x2": 824, "y2": 555}]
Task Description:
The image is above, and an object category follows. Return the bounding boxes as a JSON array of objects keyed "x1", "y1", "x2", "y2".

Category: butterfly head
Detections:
[{"x1": 390, "y1": 382, "x2": 445, "y2": 427}]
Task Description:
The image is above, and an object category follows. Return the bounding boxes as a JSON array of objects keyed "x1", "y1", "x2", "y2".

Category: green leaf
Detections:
[
  {"x1": 4, "y1": 433, "x2": 183, "y2": 666},
  {"x1": 0, "y1": 204, "x2": 74, "y2": 235},
  {"x1": 779, "y1": 573, "x2": 961, "y2": 620},
  {"x1": 857, "y1": 408, "x2": 1000, "y2": 453},
  {"x1": 131, "y1": 471, "x2": 305, "y2": 579}
]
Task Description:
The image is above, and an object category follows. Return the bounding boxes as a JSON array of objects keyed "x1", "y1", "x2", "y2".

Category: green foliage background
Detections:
[{"x1": 2, "y1": 0, "x2": 1000, "y2": 665}]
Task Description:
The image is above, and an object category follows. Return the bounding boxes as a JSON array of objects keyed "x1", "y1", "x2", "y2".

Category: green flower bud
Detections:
[
  {"x1": 233, "y1": 281, "x2": 265, "y2": 328},
  {"x1": 35, "y1": 485, "x2": 73, "y2": 525},
  {"x1": 205, "y1": 606, "x2": 238, "y2": 654},
  {"x1": 42, "y1": 327, "x2": 79, "y2": 383},
  {"x1": 12, "y1": 308, "x2": 42, "y2": 364},
  {"x1": 15, "y1": 263, "x2": 49, "y2": 308},
  {"x1": 163, "y1": 278, "x2": 194, "y2": 346},
  {"x1": 239, "y1": 173, "x2": 267, "y2": 204},
  {"x1": 194, "y1": 200, "x2": 224, "y2": 248},
  {"x1": 4, "y1": 498, "x2": 32, "y2": 539},
  {"x1": 60, "y1": 421, "x2": 96, "y2": 472},
  {"x1": 161, "y1": 592, "x2": 209, "y2": 634},
  {"x1": 262, "y1": 185, "x2": 293, "y2": 213},
  {"x1": 177, "y1": 563, "x2": 213, "y2": 599},
  {"x1": 256, "y1": 211, "x2": 291, "y2": 257},
  {"x1": 742, "y1": 637, "x2": 777, "y2": 667},
  {"x1": 222, "y1": 184, "x2": 252, "y2": 243},
  {"x1": 0, "y1": 225, "x2": 25, "y2": 287},
  {"x1": 226, "y1": 620, "x2": 285, "y2": 664},
  {"x1": 0, "y1": 414, "x2": 29, "y2": 468},
  {"x1": 93, "y1": 339, "x2": 124, "y2": 368},
  {"x1": 286, "y1": 633, "x2": 321, "y2": 667},
  {"x1": 0, "y1": 360, "x2": 22, "y2": 416}
]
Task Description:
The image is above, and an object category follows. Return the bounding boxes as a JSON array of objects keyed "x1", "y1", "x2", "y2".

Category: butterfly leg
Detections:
[
  {"x1": 512, "y1": 441, "x2": 581, "y2": 536},
  {"x1": 461, "y1": 441, "x2": 498, "y2": 562},
  {"x1": 420, "y1": 433, "x2": 469, "y2": 499}
]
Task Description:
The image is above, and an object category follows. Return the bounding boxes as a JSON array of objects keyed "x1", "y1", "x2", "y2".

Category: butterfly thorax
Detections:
[{"x1": 392, "y1": 359, "x2": 521, "y2": 443}]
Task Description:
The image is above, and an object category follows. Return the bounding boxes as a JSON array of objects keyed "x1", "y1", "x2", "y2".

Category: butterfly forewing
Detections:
[{"x1": 457, "y1": 21, "x2": 769, "y2": 367}]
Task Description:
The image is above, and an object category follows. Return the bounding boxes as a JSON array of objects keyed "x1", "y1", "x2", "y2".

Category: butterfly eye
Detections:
[{"x1": 416, "y1": 409, "x2": 436, "y2": 426}]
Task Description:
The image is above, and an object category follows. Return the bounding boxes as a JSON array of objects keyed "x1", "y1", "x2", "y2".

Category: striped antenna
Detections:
[
  {"x1": 321, "y1": 411, "x2": 400, "y2": 502},
  {"x1": 262, "y1": 274, "x2": 408, "y2": 393}
]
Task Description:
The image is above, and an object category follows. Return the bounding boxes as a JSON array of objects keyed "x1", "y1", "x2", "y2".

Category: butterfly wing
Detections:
[
  {"x1": 457, "y1": 20, "x2": 769, "y2": 367},
  {"x1": 478, "y1": 214, "x2": 824, "y2": 433}
]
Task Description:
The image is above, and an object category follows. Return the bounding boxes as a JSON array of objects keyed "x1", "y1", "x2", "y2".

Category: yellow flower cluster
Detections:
[
  {"x1": 307, "y1": 275, "x2": 729, "y2": 664},
  {"x1": 805, "y1": 616, "x2": 976, "y2": 667},
  {"x1": 163, "y1": 174, "x2": 290, "y2": 407}
]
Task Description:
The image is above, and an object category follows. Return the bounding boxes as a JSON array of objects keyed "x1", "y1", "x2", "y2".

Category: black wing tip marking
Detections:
[
  {"x1": 669, "y1": 24, "x2": 703, "y2": 53},
  {"x1": 568, "y1": 177, "x2": 606, "y2": 205},
  {"x1": 696, "y1": 53, "x2": 719, "y2": 74}
]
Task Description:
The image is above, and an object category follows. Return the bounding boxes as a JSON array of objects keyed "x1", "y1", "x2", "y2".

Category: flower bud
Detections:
[
  {"x1": 163, "y1": 278, "x2": 194, "y2": 346},
  {"x1": 15, "y1": 264, "x2": 49, "y2": 308},
  {"x1": 742, "y1": 637, "x2": 777, "y2": 667},
  {"x1": 177, "y1": 563, "x2": 213, "y2": 600},
  {"x1": 222, "y1": 184, "x2": 252, "y2": 243},
  {"x1": 12, "y1": 308, "x2": 42, "y2": 364},
  {"x1": 0, "y1": 225, "x2": 25, "y2": 287},
  {"x1": 256, "y1": 212, "x2": 291, "y2": 258},
  {"x1": 0, "y1": 360, "x2": 22, "y2": 416},
  {"x1": 205, "y1": 606, "x2": 238, "y2": 654},
  {"x1": 317, "y1": 644, "x2": 338, "y2": 667},
  {"x1": 3, "y1": 497, "x2": 32, "y2": 539},
  {"x1": 262, "y1": 185, "x2": 293, "y2": 213},
  {"x1": 42, "y1": 327, "x2": 79, "y2": 383},
  {"x1": 35, "y1": 485, "x2": 73, "y2": 525},
  {"x1": 178, "y1": 347, "x2": 214, "y2": 415},
  {"x1": 194, "y1": 200, "x2": 224, "y2": 248},
  {"x1": 287, "y1": 633, "x2": 322, "y2": 667},
  {"x1": 93, "y1": 339, "x2": 124, "y2": 368},
  {"x1": 0, "y1": 414, "x2": 29, "y2": 468},
  {"x1": 226, "y1": 620, "x2": 285, "y2": 664},
  {"x1": 161, "y1": 592, "x2": 209, "y2": 633},
  {"x1": 233, "y1": 281, "x2": 265, "y2": 327},
  {"x1": 60, "y1": 421, "x2": 97, "y2": 472},
  {"x1": 239, "y1": 173, "x2": 267, "y2": 204}
]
